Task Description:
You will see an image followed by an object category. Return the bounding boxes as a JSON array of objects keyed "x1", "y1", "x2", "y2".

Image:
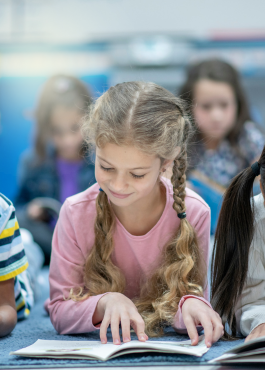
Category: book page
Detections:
[
  {"x1": 111, "y1": 336, "x2": 208, "y2": 358},
  {"x1": 11, "y1": 340, "x2": 123, "y2": 361},
  {"x1": 10, "y1": 336, "x2": 209, "y2": 361}
]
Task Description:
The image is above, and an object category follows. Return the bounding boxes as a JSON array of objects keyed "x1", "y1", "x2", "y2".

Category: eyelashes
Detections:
[
  {"x1": 131, "y1": 173, "x2": 145, "y2": 179},
  {"x1": 100, "y1": 165, "x2": 112, "y2": 172},
  {"x1": 100, "y1": 165, "x2": 145, "y2": 179}
]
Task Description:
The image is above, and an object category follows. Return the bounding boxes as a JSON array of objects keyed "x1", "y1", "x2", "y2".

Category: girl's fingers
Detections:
[
  {"x1": 111, "y1": 315, "x2": 121, "y2": 345},
  {"x1": 132, "y1": 316, "x2": 147, "y2": 342},
  {"x1": 121, "y1": 315, "x2": 131, "y2": 343},
  {"x1": 100, "y1": 315, "x2": 110, "y2": 344},
  {"x1": 184, "y1": 315, "x2": 199, "y2": 345},
  {"x1": 131, "y1": 322, "x2": 149, "y2": 340},
  {"x1": 212, "y1": 316, "x2": 224, "y2": 343},
  {"x1": 200, "y1": 316, "x2": 214, "y2": 347}
]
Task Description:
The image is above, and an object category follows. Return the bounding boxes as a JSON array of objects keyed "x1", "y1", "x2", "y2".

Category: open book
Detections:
[
  {"x1": 10, "y1": 336, "x2": 208, "y2": 361},
  {"x1": 211, "y1": 336, "x2": 265, "y2": 364}
]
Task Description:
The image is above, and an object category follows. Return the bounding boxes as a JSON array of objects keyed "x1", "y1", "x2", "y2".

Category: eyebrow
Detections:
[{"x1": 97, "y1": 156, "x2": 152, "y2": 170}]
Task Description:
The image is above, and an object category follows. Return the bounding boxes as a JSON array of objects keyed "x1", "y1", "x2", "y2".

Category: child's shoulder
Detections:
[
  {"x1": 65, "y1": 182, "x2": 100, "y2": 207},
  {"x1": 0, "y1": 193, "x2": 15, "y2": 234},
  {"x1": 253, "y1": 192, "x2": 265, "y2": 223},
  {"x1": 185, "y1": 187, "x2": 210, "y2": 212},
  {"x1": 0, "y1": 193, "x2": 13, "y2": 210}
]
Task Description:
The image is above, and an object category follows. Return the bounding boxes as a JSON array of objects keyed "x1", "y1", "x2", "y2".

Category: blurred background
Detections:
[{"x1": 1, "y1": 0, "x2": 265, "y2": 201}]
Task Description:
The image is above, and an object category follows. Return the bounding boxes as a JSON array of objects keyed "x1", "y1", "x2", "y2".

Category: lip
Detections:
[{"x1": 109, "y1": 189, "x2": 133, "y2": 199}]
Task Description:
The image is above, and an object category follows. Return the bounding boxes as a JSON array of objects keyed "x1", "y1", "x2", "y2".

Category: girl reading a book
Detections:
[
  {"x1": 47, "y1": 82, "x2": 223, "y2": 347},
  {"x1": 212, "y1": 144, "x2": 265, "y2": 341}
]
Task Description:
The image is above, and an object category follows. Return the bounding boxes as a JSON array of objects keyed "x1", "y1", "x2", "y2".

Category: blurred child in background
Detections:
[
  {"x1": 179, "y1": 59, "x2": 265, "y2": 233},
  {"x1": 15, "y1": 75, "x2": 96, "y2": 264},
  {"x1": 0, "y1": 193, "x2": 33, "y2": 337}
]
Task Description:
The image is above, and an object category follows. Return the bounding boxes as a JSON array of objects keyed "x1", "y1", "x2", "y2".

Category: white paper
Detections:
[{"x1": 10, "y1": 336, "x2": 209, "y2": 361}]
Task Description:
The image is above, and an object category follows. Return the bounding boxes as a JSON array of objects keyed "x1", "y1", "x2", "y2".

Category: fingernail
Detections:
[
  {"x1": 191, "y1": 339, "x2": 195, "y2": 345},
  {"x1": 207, "y1": 342, "x2": 211, "y2": 347},
  {"x1": 123, "y1": 337, "x2": 130, "y2": 342},
  {"x1": 140, "y1": 336, "x2": 145, "y2": 341},
  {"x1": 114, "y1": 339, "x2": 120, "y2": 344},
  {"x1": 101, "y1": 340, "x2": 106, "y2": 344}
]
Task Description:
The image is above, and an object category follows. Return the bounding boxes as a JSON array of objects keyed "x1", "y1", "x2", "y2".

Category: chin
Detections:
[{"x1": 108, "y1": 193, "x2": 137, "y2": 207}]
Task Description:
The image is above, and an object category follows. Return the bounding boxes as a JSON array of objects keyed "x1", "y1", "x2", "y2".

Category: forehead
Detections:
[
  {"x1": 96, "y1": 143, "x2": 159, "y2": 168},
  {"x1": 194, "y1": 79, "x2": 235, "y2": 101},
  {"x1": 50, "y1": 106, "x2": 82, "y2": 126}
]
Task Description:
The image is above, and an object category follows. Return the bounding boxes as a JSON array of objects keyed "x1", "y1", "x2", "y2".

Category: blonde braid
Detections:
[
  {"x1": 135, "y1": 146, "x2": 204, "y2": 337},
  {"x1": 69, "y1": 191, "x2": 125, "y2": 301}
]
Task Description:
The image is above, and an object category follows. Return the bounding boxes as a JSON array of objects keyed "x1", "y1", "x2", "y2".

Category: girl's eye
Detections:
[
  {"x1": 100, "y1": 165, "x2": 113, "y2": 172},
  {"x1": 131, "y1": 173, "x2": 145, "y2": 179},
  {"x1": 220, "y1": 102, "x2": 229, "y2": 109},
  {"x1": 201, "y1": 103, "x2": 212, "y2": 111},
  {"x1": 71, "y1": 124, "x2": 80, "y2": 132},
  {"x1": 100, "y1": 164, "x2": 145, "y2": 178}
]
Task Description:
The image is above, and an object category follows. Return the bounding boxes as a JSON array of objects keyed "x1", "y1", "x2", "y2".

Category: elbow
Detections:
[
  {"x1": 0, "y1": 306, "x2": 17, "y2": 337},
  {"x1": 48, "y1": 301, "x2": 72, "y2": 335}
]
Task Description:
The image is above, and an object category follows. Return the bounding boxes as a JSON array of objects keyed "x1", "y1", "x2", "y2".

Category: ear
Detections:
[
  {"x1": 260, "y1": 180, "x2": 265, "y2": 207},
  {"x1": 160, "y1": 159, "x2": 173, "y2": 172}
]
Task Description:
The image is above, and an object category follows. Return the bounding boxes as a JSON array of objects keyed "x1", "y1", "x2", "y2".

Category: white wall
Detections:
[{"x1": 0, "y1": 0, "x2": 265, "y2": 43}]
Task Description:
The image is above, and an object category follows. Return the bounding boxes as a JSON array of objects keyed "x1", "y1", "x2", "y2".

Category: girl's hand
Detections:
[
  {"x1": 182, "y1": 298, "x2": 224, "y2": 348},
  {"x1": 93, "y1": 292, "x2": 148, "y2": 345},
  {"x1": 245, "y1": 323, "x2": 265, "y2": 342}
]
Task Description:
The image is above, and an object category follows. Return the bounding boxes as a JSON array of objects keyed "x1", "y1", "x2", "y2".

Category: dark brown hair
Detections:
[
  {"x1": 211, "y1": 145, "x2": 265, "y2": 338},
  {"x1": 179, "y1": 59, "x2": 251, "y2": 169},
  {"x1": 35, "y1": 74, "x2": 92, "y2": 159}
]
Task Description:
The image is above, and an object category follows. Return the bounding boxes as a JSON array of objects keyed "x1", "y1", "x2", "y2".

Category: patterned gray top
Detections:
[{"x1": 192, "y1": 121, "x2": 265, "y2": 188}]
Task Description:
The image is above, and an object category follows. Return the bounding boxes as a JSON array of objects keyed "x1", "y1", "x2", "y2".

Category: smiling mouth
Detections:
[{"x1": 109, "y1": 189, "x2": 133, "y2": 199}]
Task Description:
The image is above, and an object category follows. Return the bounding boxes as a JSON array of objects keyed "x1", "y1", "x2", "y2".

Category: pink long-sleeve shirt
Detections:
[{"x1": 48, "y1": 178, "x2": 211, "y2": 335}]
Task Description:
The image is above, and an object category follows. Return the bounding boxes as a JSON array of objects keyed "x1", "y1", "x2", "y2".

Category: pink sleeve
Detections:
[
  {"x1": 48, "y1": 200, "x2": 106, "y2": 334},
  {"x1": 173, "y1": 209, "x2": 212, "y2": 333}
]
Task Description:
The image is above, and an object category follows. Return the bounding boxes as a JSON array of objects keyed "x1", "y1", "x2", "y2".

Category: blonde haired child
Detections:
[{"x1": 48, "y1": 82, "x2": 223, "y2": 346}]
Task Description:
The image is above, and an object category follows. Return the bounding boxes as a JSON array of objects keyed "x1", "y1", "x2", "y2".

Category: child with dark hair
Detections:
[
  {"x1": 15, "y1": 75, "x2": 96, "y2": 264},
  {"x1": 179, "y1": 59, "x2": 265, "y2": 232},
  {"x1": 212, "y1": 144, "x2": 265, "y2": 341}
]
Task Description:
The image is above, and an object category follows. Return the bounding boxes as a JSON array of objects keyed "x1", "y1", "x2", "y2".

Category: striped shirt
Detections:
[{"x1": 0, "y1": 193, "x2": 33, "y2": 319}]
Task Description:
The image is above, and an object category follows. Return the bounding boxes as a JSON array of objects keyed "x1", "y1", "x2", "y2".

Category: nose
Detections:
[
  {"x1": 110, "y1": 173, "x2": 127, "y2": 193},
  {"x1": 210, "y1": 106, "x2": 223, "y2": 121},
  {"x1": 62, "y1": 132, "x2": 77, "y2": 147}
]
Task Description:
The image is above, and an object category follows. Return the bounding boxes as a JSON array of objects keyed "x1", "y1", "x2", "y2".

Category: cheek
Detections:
[
  {"x1": 50, "y1": 135, "x2": 63, "y2": 148},
  {"x1": 133, "y1": 173, "x2": 160, "y2": 197},
  {"x1": 193, "y1": 109, "x2": 212, "y2": 129},
  {"x1": 224, "y1": 106, "x2": 237, "y2": 127},
  {"x1": 95, "y1": 167, "x2": 107, "y2": 184},
  {"x1": 73, "y1": 131, "x2": 83, "y2": 146}
]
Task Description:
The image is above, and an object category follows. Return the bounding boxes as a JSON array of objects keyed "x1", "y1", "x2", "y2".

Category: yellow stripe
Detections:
[
  {"x1": 0, "y1": 221, "x2": 19, "y2": 239},
  {"x1": 0, "y1": 262, "x2": 28, "y2": 281},
  {"x1": 16, "y1": 299, "x2": 26, "y2": 311},
  {"x1": 24, "y1": 308, "x2": 30, "y2": 316}
]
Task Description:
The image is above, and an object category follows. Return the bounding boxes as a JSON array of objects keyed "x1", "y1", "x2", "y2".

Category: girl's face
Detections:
[
  {"x1": 50, "y1": 106, "x2": 83, "y2": 161},
  {"x1": 193, "y1": 79, "x2": 237, "y2": 141},
  {"x1": 95, "y1": 143, "x2": 170, "y2": 208}
]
